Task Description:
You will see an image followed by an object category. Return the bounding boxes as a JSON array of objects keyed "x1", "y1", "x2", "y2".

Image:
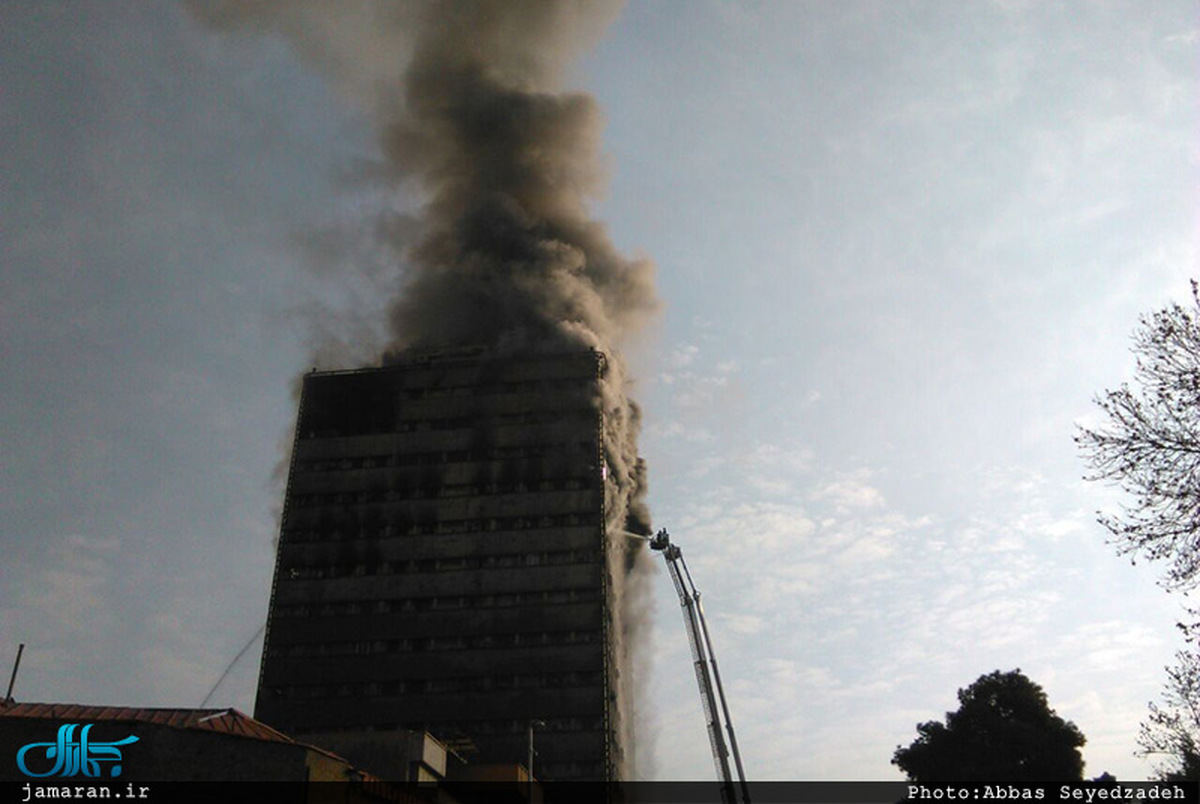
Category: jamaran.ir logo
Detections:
[{"x1": 16, "y1": 724, "x2": 139, "y2": 778}]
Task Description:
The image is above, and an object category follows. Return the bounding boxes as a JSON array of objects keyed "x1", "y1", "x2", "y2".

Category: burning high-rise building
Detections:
[
  {"x1": 196, "y1": 0, "x2": 659, "y2": 780},
  {"x1": 255, "y1": 347, "x2": 635, "y2": 781}
]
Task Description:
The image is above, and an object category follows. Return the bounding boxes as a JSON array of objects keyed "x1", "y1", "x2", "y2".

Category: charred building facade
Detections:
[{"x1": 255, "y1": 348, "x2": 625, "y2": 781}]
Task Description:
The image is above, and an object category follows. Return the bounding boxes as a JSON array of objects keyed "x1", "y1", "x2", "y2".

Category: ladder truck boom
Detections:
[{"x1": 650, "y1": 528, "x2": 750, "y2": 804}]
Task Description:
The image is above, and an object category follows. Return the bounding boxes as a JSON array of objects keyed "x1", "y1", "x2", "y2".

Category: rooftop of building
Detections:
[
  {"x1": 0, "y1": 701, "x2": 300, "y2": 747},
  {"x1": 308, "y1": 343, "x2": 607, "y2": 378}
]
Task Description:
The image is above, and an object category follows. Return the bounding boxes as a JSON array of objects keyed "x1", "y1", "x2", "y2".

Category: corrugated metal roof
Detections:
[{"x1": 0, "y1": 702, "x2": 295, "y2": 745}]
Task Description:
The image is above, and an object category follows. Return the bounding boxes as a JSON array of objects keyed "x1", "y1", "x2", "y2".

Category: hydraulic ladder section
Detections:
[{"x1": 650, "y1": 528, "x2": 750, "y2": 804}]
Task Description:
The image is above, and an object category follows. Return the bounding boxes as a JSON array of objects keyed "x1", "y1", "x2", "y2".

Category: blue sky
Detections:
[{"x1": 2, "y1": 0, "x2": 1198, "y2": 781}]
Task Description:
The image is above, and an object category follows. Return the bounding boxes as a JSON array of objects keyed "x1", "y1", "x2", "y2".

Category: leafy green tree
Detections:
[{"x1": 893, "y1": 670, "x2": 1086, "y2": 781}]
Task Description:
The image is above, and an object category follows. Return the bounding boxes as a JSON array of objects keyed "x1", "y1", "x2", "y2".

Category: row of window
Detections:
[
  {"x1": 289, "y1": 716, "x2": 606, "y2": 742},
  {"x1": 303, "y1": 409, "x2": 598, "y2": 440},
  {"x1": 539, "y1": 762, "x2": 608, "y2": 781},
  {"x1": 270, "y1": 629, "x2": 601, "y2": 658},
  {"x1": 399, "y1": 375, "x2": 597, "y2": 398},
  {"x1": 271, "y1": 672, "x2": 605, "y2": 700},
  {"x1": 284, "y1": 548, "x2": 598, "y2": 581},
  {"x1": 281, "y1": 513, "x2": 600, "y2": 542},
  {"x1": 439, "y1": 714, "x2": 606, "y2": 736},
  {"x1": 288, "y1": 477, "x2": 597, "y2": 509},
  {"x1": 295, "y1": 440, "x2": 598, "y2": 473},
  {"x1": 272, "y1": 587, "x2": 601, "y2": 618},
  {"x1": 322, "y1": 374, "x2": 599, "y2": 404}
]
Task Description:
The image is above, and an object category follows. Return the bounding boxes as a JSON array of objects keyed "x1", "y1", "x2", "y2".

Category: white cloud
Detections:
[
  {"x1": 669, "y1": 343, "x2": 700, "y2": 368},
  {"x1": 672, "y1": 372, "x2": 730, "y2": 409},
  {"x1": 1164, "y1": 30, "x2": 1200, "y2": 47},
  {"x1": 646, "y1": 419, "x2": 716, "y2": 443},
  {"x1": 812, "y1": 469, "x2": 886, "y2": 512}
]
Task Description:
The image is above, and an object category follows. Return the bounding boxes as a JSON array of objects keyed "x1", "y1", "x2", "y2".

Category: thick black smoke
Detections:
[
  {"x1": 191, "y1": 0, "x2": 658, "y2": 778},
  {"x1": 380, "y1": 8, "x2": 657, "y2": 354}
]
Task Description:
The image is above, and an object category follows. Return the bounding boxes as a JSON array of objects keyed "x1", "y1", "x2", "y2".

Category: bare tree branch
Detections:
[
  {"x1": 1076, "y1": 281, "x2": 1200, "y2": 590},
  {"x1": 1137, "y1": 651, "x2": 1200, "y2": 781}
]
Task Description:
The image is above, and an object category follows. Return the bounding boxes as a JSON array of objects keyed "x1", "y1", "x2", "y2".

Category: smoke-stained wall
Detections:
[{"x1": 259, "y1": 350, "x2": 630, "y2": 779}]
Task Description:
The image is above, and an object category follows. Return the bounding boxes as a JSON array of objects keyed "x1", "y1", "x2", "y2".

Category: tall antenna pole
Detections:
[{"x1": 5, "y1": 643, "x2": 25, "y2": 703}]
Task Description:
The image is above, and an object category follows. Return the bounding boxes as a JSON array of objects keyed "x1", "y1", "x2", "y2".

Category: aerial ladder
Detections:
[{"x1": 648, "y1": 528, "x2": 751, "y2": 804}]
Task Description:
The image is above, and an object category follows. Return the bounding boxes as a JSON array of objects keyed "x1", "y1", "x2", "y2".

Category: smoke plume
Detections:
[{"x1": 191, "y1": 0, "x2": 658, "y2": 778}]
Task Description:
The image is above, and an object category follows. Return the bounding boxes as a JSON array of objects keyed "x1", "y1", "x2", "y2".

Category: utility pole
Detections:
[{"x1": 527, "y1": 718, "x2": 544, "y2": 800}]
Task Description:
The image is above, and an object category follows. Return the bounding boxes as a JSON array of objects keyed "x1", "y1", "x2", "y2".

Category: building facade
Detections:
[{"x1": 255, "y1": 348, "x2": 623, "y2": 781}]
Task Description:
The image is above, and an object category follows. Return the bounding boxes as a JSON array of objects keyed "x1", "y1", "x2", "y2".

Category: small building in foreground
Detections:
[{"x1": 0, "y1": 701, "x2": 405, "y2": 785}]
